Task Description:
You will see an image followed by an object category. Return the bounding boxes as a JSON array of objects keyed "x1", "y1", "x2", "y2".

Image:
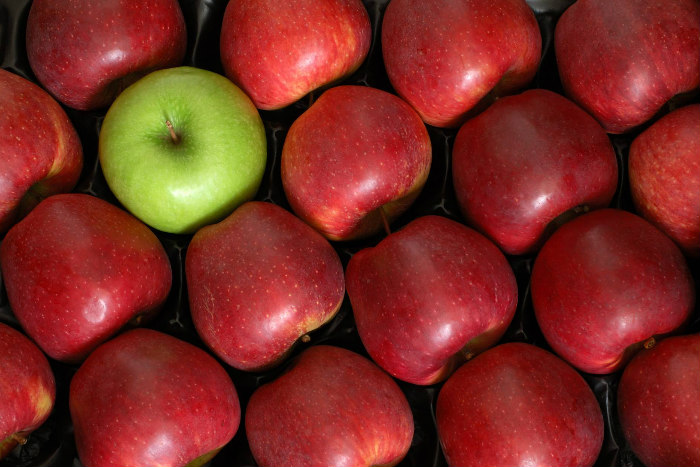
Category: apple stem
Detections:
[
  {"x1": 165, "y1": 120, "x2": 180, "y2": 144},
  {"x1": 379, "y1": 206, "x2": 391, "y2": 236},
  {"x1": 643, "y1": 337, "x2": 656, "y2": 350},
  {"x1": 12, "y1": 433, "x2": 27, "y2": 445}
]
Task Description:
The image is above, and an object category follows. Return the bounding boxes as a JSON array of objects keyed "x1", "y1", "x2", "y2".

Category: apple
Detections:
[
  {"x1": 346, "y1": 215, "x2": 518, "y2": 385},
  {"x1": 0, "y1": 68, "x2": 83, "y2": 234},
  {"x1": 555, "y1": 0, "x2": 700, "y2": 134},
  {"x1": 98, "y1": 66, "x2": 267, "y2": 235},
  {"x1": 436, "y1": 342, "x2": 604, "y2": 467},
  {"x1": 0, "y1": 193, "x2": 172, "y2": 363},
  {"x1": 70, "y1": 328, "x2": 240, "y2": 467},
  {"x1": 629, "y1": 104, "x2": 700, "y2": 257},
  {"x1": 452, "y1": 89, "x2": 618, "y2": 256},
  {"x1": 186, "y1": 201, "x2": 345, "y2": 371},
  {"x1": 245, "y1": 345, "x2": 413, "y2": 467},
  {"x1": 531, "y1": 208, "x2": 696, "y2": 375},
  {"x1": 0, "y1": 323, "x2": 55, "y2": 460},
  {"x1": 281, "y1": 85, "x2": 431, "y2": 241},
  {"x1": 381, "y1": 0, "x2": 541, "y2": 128},
  {"x1": 617, "y1": 334, "x2": 700, "y2": 467},
  {"x1": 220, "y1": 0, "x2": 371, "y2": 110},
  {"x1": 25, "y1": 0, "x2": 186, "y2": 111}
]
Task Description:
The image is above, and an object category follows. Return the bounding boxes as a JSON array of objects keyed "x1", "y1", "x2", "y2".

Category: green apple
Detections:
[{"x1": 98, "y1": 66, "x2": 267, "y2": 234}]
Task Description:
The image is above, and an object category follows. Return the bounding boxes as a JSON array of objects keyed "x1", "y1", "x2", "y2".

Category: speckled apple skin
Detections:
[
  {"x1": 531, "y1": 209, "x2": 695, "y2": 374},
  {"x1": 220, "y1": 0, "x2": 370, "y2": 110},
  {"x1": 0, "y1": 194, "x2": 172, "y2": 363},
  {"x1": 555, "y1": 0, "x2": 700, "y2": 134},
  {"x1": 186, "y1": 201, "x2": 345, "y2": 371},
  {"x1": 618, "y1": 334, "x2": 700, "y2": 467},
  {"x1": 70, "y1": 329, "x2": 240, "y2": 467},
  {"x1": 436, "y1": 342, "x2": 603, "y2": 467},
  {"x1": 629, "y1": 104, "x2": 700, "y2": 257},
  {"x1": 26, "y1": 0, "x2": 186, "y2": 110},
  {"x1": 0, "y1": 69, "x2": 83, "y2": 234},
  {"x1": 245, "y1": 345, "x2": 414, "y2": 467}
]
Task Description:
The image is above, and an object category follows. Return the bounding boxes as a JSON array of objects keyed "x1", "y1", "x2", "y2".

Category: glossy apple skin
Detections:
[
  {"x1": 186, "y1": 201, "x2": 345, "y2": 371},
  {"x1": 618, "y1": 334, "x2": 700, "y2": 467},
  {"x1": 281, "y1": 85, "x2": 431, "y2": 241},
  {"x1": 26, "y1": 0, "x2": 186, "y2": 110},
  {"x1": 437, "y1": 342, "x2": 603, "y2": 467},
  {"x1": 629, "y1": 104, "x2": 700, "y2": 257},
  {"x1": 0, "y1": 323, "x2": 55, "y2": 460},
  {"x1": 220, "y1": 0, "x2": 370, "y2": 110},
  {"x1": 70, "y1": 329, "x2": 240, "y2": 467},
  {"x1": 245, "y1": 345, "x2": 414, "y2": 467},
  {"x1": 452, "y1": 89, "x2": 618, "y2": 256},
  {"x1": 531, "y1": 209, "x2": 695, "y2": 374},
  {"x1": 381, "y1": 0, "x2": 541, "y2": 128},
  {"x1": 0, "y1": 69, "x2": 83, "y2": 234},
  {"x1": 555, "y1": 0, "x2": 700, "y2": 134},
  {"x1": 346, "y1": 215, "x2": 518, "y2": 385},
  {"x1": 0, "y1": 194, "x2": 172, "y2": 363}
]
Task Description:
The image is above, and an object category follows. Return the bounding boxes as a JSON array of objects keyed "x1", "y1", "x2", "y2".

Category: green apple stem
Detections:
[{"x1": 165, "y1": 120, "x2": 180, "y2": 144}]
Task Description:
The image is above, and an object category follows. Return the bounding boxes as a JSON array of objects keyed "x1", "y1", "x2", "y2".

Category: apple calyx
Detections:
[
  {"x1": 643, "y1": 336, "x2": 656, "y2": 350},
  {"x1": 165, "y1": 120, "x2": 180, "y2": 144},
  {"x1": 0, "y1": 432, "x2": 28, "y2": 459}
]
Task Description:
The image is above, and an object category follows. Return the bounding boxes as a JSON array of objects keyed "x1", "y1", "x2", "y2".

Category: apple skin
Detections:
[
  {"x1": 452, "y1": 89, "x2": 618, "y2": 256},
  {"x1": 531, "y1": 208, "x2": 696, "y2": 375},
  {"x1": 436, "y1": 342, "x2": 603, "y2": 467},
  {"x1": 0, "y1": 323, "x2": 55, "y2": 460},
  {"x1": 25, "y1": 0, "x2": 186, "y2": 111},
  {"x1": 69, "y1": 328, "x2": 240, "y2": 467},
  {"x1": 0, "y1": 69, "x2": 83, "y2": 234},
  {"x1": 0, "y1": 193, "x2": 172, "y2": 364},
  {"x1": 281, "y1": 85, "x2": 431, "y2": 241},
  {"x1": 381, "y1": 0, "x2": 541, "y2": 128},
  {"x1": 220, "y1": 0, "x2": 371, "y2": 110},
  {"x1": 346, "y1": 215, "x2": 518, "y2": 385},
  {"x1": 99, "y1": 66, "x2": 267, "y2": 235},
  {"x1": 186, "y1": 201, "x2": 345, "y2": 371},
  {"x1": 617, "y1": 334, "x2": 700, "y2": 467},
  {"x1": 555, "y1": 0, "x2": 700, "y2": 134},
  {"x1": 245, "y1": 345, "x2": 414, "y2": 467},
  {"x1": 629, "y1": 104, "x2": 700, "y2": 257}
]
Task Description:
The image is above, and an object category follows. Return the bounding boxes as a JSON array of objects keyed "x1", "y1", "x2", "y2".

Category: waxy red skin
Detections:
[
  {"x1": 452, "y1": 89, "x2": 618, "y2": 256},
  {"x1": 70, "y1": 329, "x2": 240, "y2": 467},
  {"x1": 0, "y1": 323, "x2": 55, "y2": 460},
  {"x1": 0, "y1": 69, "x2": 83, "y2": 234},
  {"x1": 436, "y1": 342, "x2": 603, "y2": 467},
  {"x1": 346, "y1": 215, "x2": 518, "y2": 385},
  {"x1": 381, "y1": 0, "x2": 541, "y2": 128},
  {"x1": 531, "y1": 209, "x2": 695, "y2": 375},
  {"x1": 26, "y1": 0, "x2": 186, "y2": 111},
  {"x1": 281, "y1": 85, "x2": 431, "y2": 241},
  {"x1": 186, "y1": 201, "x2": 345, "y2": 371},
  {"x1": 245, "y1": 345, "x2": 414, "y2": 467},
  {"x1": 629, "y1": 104, "x2": 700, "y2": 257},
  {"x1": 555, "y1": 0, "x2": 700, "y2": 134},
  {"x1": 618, "y1": 334, "x2": 700, "y2": 467},
  {"x1": 0, "y1": 194, "x2": 172, "y2": 363},
  {"x1": 220, "y1": 0, "x2": 370, "y2": 110}
]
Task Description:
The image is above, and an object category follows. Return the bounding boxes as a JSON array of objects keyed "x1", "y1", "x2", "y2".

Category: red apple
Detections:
[
  {"x1": 220, "y1": 0, "x2": 371, "y2": 110},
  {"x1": 70, "y1": 328, "x2": 240, "y2": 467},
  {"x1": 0, "y1": 69, "x2": 83, "y2": 234},
  {"x1": 186, "y1": 201, "x2": 345, "y2": 371},
  {"x1": 531, "y1": 208, "x2": 696, "y2": 374},
  {"x1": 617, "y1": 334, "x2": 700, "y2": 467},
  {"x1": 436, "y1": 342, "x2": 603, "y2": 467},
  {"x1": 0, "y1": 323, "x2": 55, "y2": 460},
  {"x1": 281, "y1": 85, "x2": 431, "y2": 241},
  {"x1": 25, "y1": 0, "x2": 187, "y2": 111},
  {"x1": 452, "y1": 89, "x2": 618, "y2": 256},
  {"x1": 555, "y1": 0, "x2": 700, "y2": 134},
  {"x1": 346, "y1": 215, "x2": 518, "y2": 385},
  {"x1": 0, "y1": 193, "x2": 172, "y2": 363},
  {"x1": 245, "y1": 345, "x2": 413, "y2": 467},
  {"x1": 381, "y1": 0, "x2": 541, "y2": 128},
  {"x1": 629, "y1": 104, "x2": 700, "y2": 257}
]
